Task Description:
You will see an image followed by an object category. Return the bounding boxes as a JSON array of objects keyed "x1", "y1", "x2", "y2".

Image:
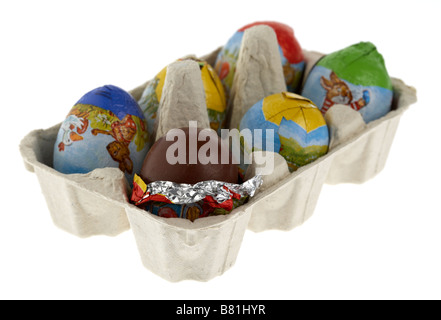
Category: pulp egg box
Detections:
[
  {"x1": 19, "y1": 48, "x2": 417, "y2": 281},
  {"x1": 19, "y1": 125, "x2": 130, "y2": 237},
  {"x1": 137, "y1": 58, "x2": 227, "y2": 138},
  {"x1": 214, "y1": 21, "x2": 305, "y2": 95}
]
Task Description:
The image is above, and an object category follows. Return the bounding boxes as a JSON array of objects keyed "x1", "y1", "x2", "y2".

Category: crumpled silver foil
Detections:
[{"x1": 138, "y1": 175, "x2": 263, "y2": 205}]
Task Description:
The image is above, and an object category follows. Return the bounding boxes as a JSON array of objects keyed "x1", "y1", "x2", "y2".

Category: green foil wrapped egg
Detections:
[{"x1": 301, "y1": 42, "x2": 393, "y2": 123}]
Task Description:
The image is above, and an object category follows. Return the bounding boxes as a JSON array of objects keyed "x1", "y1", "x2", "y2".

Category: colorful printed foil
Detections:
[
  {"x1": 239, "y1": 92, "x2": 329, "y2": 174},
  {"x1": 53, "y1": 85, "x2": 149, "y2": 184},
  {"x1": 301, "y1": 42, "x2": 393, "y2": 123},
  {"x1": 131, "y1": 174, "x2": 263, "y2": 221}
]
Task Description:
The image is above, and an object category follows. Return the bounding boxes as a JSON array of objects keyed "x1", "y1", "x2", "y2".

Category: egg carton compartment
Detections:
[
  {"x1": 20, "y1": 124, "x2": 130, "y2": 238},
  {"x1": 247, "y1": 76, "x2": 415, "y2": 232},
  {"x1": 123, "y1": 198, "x2": 254, "y2": 282},
  {"x1": 19, "y1": 43, "x2": 416, "y2": 281}
]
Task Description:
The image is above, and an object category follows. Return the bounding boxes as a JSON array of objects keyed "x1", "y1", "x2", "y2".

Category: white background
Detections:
[{"x1": 1, "y1": 0, "x2": 440, "y2": 300}]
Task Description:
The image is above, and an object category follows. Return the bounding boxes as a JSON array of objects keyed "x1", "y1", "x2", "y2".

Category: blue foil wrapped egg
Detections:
[
  {"x1": 53, "y1": 85, "x2": 150, "y2": 183},
  {"x1": 301, "y1": 42, "x2": 393, "y2": 123}
]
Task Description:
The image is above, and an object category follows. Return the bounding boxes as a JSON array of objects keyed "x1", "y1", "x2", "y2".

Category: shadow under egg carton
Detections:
[{"x1": 19, "y1": 47, "x2": 416, "y2": 281}]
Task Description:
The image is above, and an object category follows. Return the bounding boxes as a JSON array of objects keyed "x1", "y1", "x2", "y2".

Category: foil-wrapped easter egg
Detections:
[
  {"x1": 138, "y1": 58, "x2": 227, "y2": 137},
  {"x1": 301, "y1": 42, "x2": 393, "y2": 123},
  {"x1": 215, "y1": 21, "x2": 305, "y2": 97},
  {"x1": 53, "y1": 85, "x2": 150, "y2": 183},
  {"x1": 239, "y1": 92, "x2": 329, "y2": 173}
]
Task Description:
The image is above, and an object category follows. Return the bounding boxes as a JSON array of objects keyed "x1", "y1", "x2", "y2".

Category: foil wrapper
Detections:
[
  {"x1": 133, "y1": 174, "x2": 262, "y2": 205},
  {"x1": 131, "y1": 174, "x2": 263, "y2": 221}
]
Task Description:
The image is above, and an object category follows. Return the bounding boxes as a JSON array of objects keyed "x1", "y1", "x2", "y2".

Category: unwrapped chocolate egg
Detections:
[
  {"x1": 138, "y1": 58, "x2": 227, "y2": 137},
  {"x1": 215, "y1": 21, "x2": 305, "y2": 96},
  {"x1": 301, "y1": 42, "x2": 393, "y2": 123},
  {"x1": 53, "y1": 85, "x2": 149, "y2": 183},
  {"x1": 239, "y1": 92, "x2": 329, "y2": 173},
  {"x1": 131, "y1": 127, "x2": 266, "y2": 222},
  {"x1": 136, "y1": 126, "x2": 240, "y2": 221},
  {"x1": 140, "y1": 127, "x2": 238, "y2": 185}
]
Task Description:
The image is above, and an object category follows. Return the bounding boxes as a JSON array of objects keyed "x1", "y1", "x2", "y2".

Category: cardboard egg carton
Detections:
[{"x1": 19, "y1": 26, "x2": 417, "y2": 281}]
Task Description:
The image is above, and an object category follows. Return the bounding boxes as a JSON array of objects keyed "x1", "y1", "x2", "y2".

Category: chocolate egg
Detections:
[
  {"x1": 138, "y1": 58, "x2": 227, "y2": 137},
  {"x1": 215, "y1": 21, "x2": 305, "y2": 97},
  {"x1": 239, "y1": 92, "x2": 329, "y2": 173},
  {"x1": 301, "y1": 42, "x2": 393, "y2": 123},
  {"x1": 53, "y1": 85, "x2": 150, "y2": 183},
  {"x1": 140, "y1": 127, "x2": 238, "y2": 184}
]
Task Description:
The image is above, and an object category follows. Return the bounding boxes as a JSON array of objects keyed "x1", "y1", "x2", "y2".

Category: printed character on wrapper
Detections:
[
  {"x1": 53, "y1": 85, "x2": 149, "y2": 185},
  {"x1": 301, "y1": 42, "x2": 393, "y2": 123},
  {"x1": 239, "y1": 92, "x2": 329, "y2": 175},
  {"x1": 137, "y1": 58, "x2": 227, "y2": 137},
  {"x1": 214, "y1": 21, "x2": 305, "y2": 99}
]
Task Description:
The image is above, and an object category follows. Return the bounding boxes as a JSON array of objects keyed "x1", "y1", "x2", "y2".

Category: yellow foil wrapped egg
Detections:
[{"x1": 239, "y1": 92, "x2": 329, "y2": 173}]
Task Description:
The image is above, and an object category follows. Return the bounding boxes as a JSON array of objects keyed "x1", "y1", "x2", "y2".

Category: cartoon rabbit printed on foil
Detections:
[
  {"x1": 320, "y1": 71, "x2": 370, "y2": 114},
  {"x1": 91, "y1": 114, "x2": 138, "y2": 174}
]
